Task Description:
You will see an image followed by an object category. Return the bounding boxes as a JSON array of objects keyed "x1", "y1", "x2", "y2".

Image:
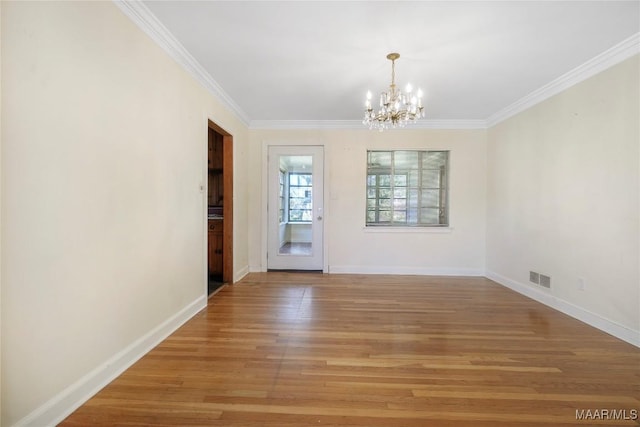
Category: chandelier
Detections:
[{"x1": 363, "y1": 53, "x2": 424, "y2": 131}]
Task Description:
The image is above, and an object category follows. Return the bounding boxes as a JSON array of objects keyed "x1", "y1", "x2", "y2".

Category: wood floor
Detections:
[
  {"x1": 279, "y1": 242, "x2": 313, "y2": 256},
  {"x1": 61, "y1": 273, "x2": 640, "y2": 426}
]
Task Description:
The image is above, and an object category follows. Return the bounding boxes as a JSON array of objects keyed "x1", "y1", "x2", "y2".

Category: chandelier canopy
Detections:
[{"x1": 363, "y1": 53, "x2": 424, "y2": 131}]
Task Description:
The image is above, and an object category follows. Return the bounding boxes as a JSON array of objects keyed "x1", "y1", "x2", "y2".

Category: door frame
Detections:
[
  {"x1": 267, "y1": 146, "x2": 324, "y2": 270},
  {"x1": 261, "y1": 139, "x2": 328, "y2": 273},
  {"x1": 207, "y1": 119, "x2": 233, "y2": 284}
]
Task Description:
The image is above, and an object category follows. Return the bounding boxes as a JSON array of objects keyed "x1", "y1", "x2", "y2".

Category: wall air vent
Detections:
[
  {"x1": 540, "y1": 274, "x2": 551, "y2": 288},
  {"x1": 529, "y1": 271, "x2": 540, "y2": 284}
]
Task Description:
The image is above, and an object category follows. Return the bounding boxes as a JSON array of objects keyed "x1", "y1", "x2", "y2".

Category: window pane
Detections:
[
  {"x1": 369, "y1": 151, "x2": 392, "y2": 168},
  {"x1": 379, "y1": 198, "x2": 392, "y2": 208},
  {"x1": 422, "y1": 151, "x2": 447, "y2": 168},
  {"x1": 367, "y1": 198, "x2": 377, "y2": 208},
  {"x1": 420, "y1": 208, "x2": 440, "y2": 223},
  {"x1": 421, "y1": 189, "x2": 440, "y2": 207},
  {"x1": 379, "y1": 188, "x2": 391, "y2": 198},
  {"x1": 408, "y1": 189, "x2": 419, "y2": 207},
  {"x1": 407, "y1": 170, "x2": 420, "y2": 186},
  {"x1": 393, "y1": 175, "x2": 407, "y2": 186},
  {"x1": 367, "y1": 210, "x2": 376, "y2": 222},
  {"x1": 407, "y1": 207, "x2": 419, "y2": 223},
  {"x1": 367, "y1": 175, "x2": 376, "y2": 186},
  {"x1": 367, "y1": 188, "x2": 376, "y2": 198},
  {"x1": 393, "y1": 188, "x2": 406, "y2": 198},
  {"x1": 394, "y1": 151, "x2": 418, "y2": 170},
  {"x1": 378, "y1": 175, "x2": 391, "y2": 186},
  {"x1": 393, "y1": 211, "x2": 407, "y2": 222},
  {"x1": 379, "y1": 210, "x2": 391, "y2": 222},
  {"x1": 393, "y1": 199, "x2": 406, "y2": 210},
  {"x1": 422, "y1": 169, "x2": 441, "y2": 187},
  {"x1": 289, "y1": 187, "x2": 306, "y2": 198}
]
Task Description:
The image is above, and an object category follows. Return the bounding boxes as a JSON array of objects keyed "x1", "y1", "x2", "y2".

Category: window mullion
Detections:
[
  {"x1": 417, "y1": 151, "x2": 423, "y2": 225},
  {"x1": 376, "y1": 174, "x2": 381, "y2": 223},
  {"x1": 390, "y1": 152, "x2": 395, "y2": 225},
  {"x1": 439, "y1": 164, "x2": 446, "y2": 224}
]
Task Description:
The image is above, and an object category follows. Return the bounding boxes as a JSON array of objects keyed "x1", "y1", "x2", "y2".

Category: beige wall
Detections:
[
  {"x1": 249, "y1": 128, "x2": 487, "y2": 275},
  {"x1": 1, "y1": 2, "x2": 248, "y2": 425},
  {"x1": 1, "y1": 0, "x2": 637, "y2": 424},
  {"x1": 486, "y1": 55, "x2": 639, "y2": 337}
]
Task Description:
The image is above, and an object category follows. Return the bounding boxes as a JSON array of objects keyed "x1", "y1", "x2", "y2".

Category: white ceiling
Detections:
[{"x1": 141, "y1": 1, "x2": 639, "y2": 124}]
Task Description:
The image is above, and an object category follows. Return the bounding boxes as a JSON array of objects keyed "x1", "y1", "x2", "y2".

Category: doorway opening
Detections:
[{"x1": 207, "y1": 120, "x2": 233, "y2": 295}]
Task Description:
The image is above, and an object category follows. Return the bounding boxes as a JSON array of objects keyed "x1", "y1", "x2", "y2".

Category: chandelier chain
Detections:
[{"x1": 391, "y1": 58, "x2": 396, "y2": 89}]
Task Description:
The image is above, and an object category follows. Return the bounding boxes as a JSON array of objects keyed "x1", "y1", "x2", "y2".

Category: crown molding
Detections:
[
  {"x1": 249, "y1": 119, "x2": 487, "y2": 130},
  {"x1": 113, "y1": 0, "x2": 251, "y2": 126},
  {"x1": 249, "y1": 120, "x2": 359, "y2": 130},
  {"x1": 486, "y1": 32, "x2": 640, "y2": 127},
  {"x1": 114, "y1": 0, "x2": 485, "y2": 132},
  {"x1": 113, "y1": 0, "x2": 638, "y2": 132}
]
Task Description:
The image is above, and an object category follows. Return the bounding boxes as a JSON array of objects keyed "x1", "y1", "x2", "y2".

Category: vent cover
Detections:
[
  {"x1": 540, "y1": 274, "x2": 551, "y2": 288},
  {"x1": 529, "y1": 271, "x2": 540, "y2": 284}
]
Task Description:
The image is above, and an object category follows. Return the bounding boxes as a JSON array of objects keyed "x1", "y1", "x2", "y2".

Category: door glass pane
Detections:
[{"x1": 279, "y1": 155, "x2": 313, "y2": 256}]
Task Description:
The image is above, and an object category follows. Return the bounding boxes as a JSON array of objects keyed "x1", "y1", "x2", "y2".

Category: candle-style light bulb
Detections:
[
  {"x1": 406, "y1": 83, "x2": 412, "y2": 93},
  {"x1": 365, "y1": 90, "x2": 373, "y2": 109}
]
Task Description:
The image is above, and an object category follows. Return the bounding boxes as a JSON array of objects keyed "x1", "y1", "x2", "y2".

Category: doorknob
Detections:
[{"x1": 317, "y1": 216, "x2": 323, "y2": 220}]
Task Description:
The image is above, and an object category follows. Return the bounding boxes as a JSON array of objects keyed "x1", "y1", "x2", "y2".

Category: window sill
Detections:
[{"x1": 363, "y1": 226, "x2": 453, "y2": 233}]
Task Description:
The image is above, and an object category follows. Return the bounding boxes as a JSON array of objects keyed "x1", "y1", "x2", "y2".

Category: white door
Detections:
[{"x1": 268, "y1": 146, "x2": 324, "y2": 270}]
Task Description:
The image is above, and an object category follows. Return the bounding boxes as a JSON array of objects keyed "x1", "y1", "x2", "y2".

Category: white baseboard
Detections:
[
  {"x1": 233, "y1": 265, "x2": 250, "y2": 283},
  {"x1": 249, "y1": 265, "x2": 265, "y2": 273},
  {"x1": 328, "y1": 265, "x2": 484, "y2": 276},
  {"x1": 14, "y1": 295, "x2": 208, "y2": 427},
  {"x1": 486, "y1": 270, "x2": 640, "y2": 348}
]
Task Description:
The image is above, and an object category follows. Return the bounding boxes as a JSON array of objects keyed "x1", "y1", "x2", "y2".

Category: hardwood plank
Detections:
[{"x1": 61, "y1": 273, "x2": 640, "y2": 426}]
